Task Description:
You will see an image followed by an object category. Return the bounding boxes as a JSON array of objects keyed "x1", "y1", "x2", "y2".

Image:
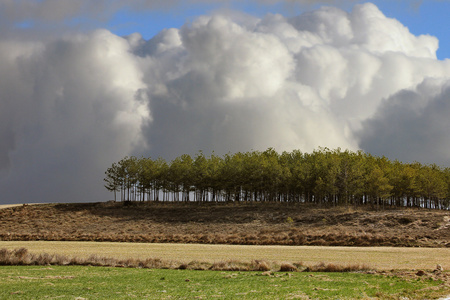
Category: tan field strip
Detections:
[
  {"x1": 0, "y1": 203, "x2": 42, "y2": 209},
  {"x1": 0, "y1": 241, "x2": 448, "y2": 271},
  {"x1": 0, "y1": 204, "x2": 24, "y2": 209}
]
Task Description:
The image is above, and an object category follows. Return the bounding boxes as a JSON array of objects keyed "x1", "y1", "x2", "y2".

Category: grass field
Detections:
[
  {"x1": 1, "y1": 265, "x2": 448, "y2": 299},
  {"x1": 1, "y1": 241, "x2": 449, "y2": 271}
]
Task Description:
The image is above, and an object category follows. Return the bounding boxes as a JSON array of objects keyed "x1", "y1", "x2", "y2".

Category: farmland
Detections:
[
  {"x1": 1, "y1": 241, "x2": 450, "y2": 272},
  {"x1": 1, "y1": 202, "x2": 450, "y2": 299}
]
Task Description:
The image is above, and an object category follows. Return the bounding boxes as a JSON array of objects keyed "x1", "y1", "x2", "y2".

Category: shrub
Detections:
[
  {"x1": 251, "y1": 260, "x2": 271, "y2": 271},
  {"x1": 0, "y1": 248, "x2": 372, "y2": 273},
  {"x1": 293, "y1": 261, "x2": 306, "y2": 271},
  {"x1": 187, "y1": 260, "x2": 211, "y2": 270},
  {"x1": 14, "y1": 248, "x2": 28, "y2": 260},
  {"x1": 143, "y1": 258, "x2": 165, "y2": 269},
  {"x1": 305, "y1": 262, "x2": 371, "y2": 272},
  {"x1": 0, "y1": 248, "x2": 12, "y2": 265},
  {"x1": 210, "y1": 260, "x2": 249, "y2": 271},
  {"x1": 279, "y1": 263, "x2": 298, "y2": 272}
]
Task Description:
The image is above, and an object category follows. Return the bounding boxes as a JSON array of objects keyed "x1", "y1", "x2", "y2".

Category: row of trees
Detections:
[{"x1": 104, "y1": 148, "x2": 450, "y2": 209}]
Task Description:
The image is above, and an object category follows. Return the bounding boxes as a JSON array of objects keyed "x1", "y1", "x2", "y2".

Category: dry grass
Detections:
[
  {"x1": 1, "y1": 202, "x2": 449, "y2": 274},
  {"x1": 1, "y1": 202, "x2": 449, "y2": 248},
  {"x1": 0, "y1": 247, "x2": 373, "y2": 273},
  {"x1": 279, "y1": 262, "x2": 298, "y2": 272},
  {"x1": 0, "y1": 241, "x2": 449, "y2": 271},
  {"x1": 304, "y1": 262, "x2": 371, "y2": 272},
  {"x1": 0, "y1": 203, "x2": 42, "y2": 209},
  {"x1": 252, "y1": 260, "x2": 271, "y2": 271}
]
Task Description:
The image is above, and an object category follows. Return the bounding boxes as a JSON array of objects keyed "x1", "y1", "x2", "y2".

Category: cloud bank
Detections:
[
  {"x1": 0, "y1": 30, "x2": 149, "y2": 203},
  {"x1": 1, "y1": 2, "x2": 449, "y2": 203},
  {"x1": 358, "y1": 78, "x2": 450, "y2": 165},
  {"x1": 135, "y1": 3, "x2": 449, "y2": 158}
]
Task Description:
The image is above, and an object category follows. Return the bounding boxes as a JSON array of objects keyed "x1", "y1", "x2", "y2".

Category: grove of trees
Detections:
[{"x1": 104, "y1": 148, "x2": 450, "y2": 209}]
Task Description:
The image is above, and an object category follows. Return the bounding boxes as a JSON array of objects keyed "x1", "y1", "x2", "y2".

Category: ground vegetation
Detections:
[
  {"x1": 0, "y1": 264, "x2": 448, "y2": 299},
  {"x1": 1, "y1": 202, "x2": 448, "y2": 247}
]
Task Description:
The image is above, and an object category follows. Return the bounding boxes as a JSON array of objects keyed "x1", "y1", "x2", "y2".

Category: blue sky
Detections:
[{"x1": 106, "y1": 1, "x2": 450, "y2": 60}]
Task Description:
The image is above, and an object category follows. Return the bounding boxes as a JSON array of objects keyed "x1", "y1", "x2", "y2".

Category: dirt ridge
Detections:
[{"x1": 0, "y1": 202, "x2": 449, "y2": 247}]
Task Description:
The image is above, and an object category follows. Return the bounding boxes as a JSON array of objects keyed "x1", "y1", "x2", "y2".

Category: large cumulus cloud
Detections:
[
  {"x1": 134, "y1": 3, "x2": 449, "y2": 159},
  {"x1": 0, "y1": 30, "x2": 149, "y2": 203},
  {"x1": 1, "y1": 2, "x2": 450, "y2": 204},
  {"x1": 358, "y1": 78, "x2": 450, "y2": 165}
]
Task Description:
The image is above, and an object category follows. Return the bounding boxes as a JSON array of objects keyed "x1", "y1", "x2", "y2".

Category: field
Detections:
[
  {"x1": 1, "y1": 241, "x2": 450, "y2": 271},
  {"x1": 1, "y1": 202, "x2": 450, "y2": 299},
  {"x1": 2, "y1": 265, "x2": 449, "y2": 300}
]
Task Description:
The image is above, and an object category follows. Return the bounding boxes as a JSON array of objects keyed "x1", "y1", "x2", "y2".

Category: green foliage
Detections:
[
  {"x1": 104, "y1": 148, "x2": 450, "y2": 209},
  {"x1": 0, "y1": 266, "x2": 447, "y2": 299}
]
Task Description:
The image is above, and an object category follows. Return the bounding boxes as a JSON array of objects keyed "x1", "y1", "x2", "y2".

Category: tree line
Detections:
[{"x1": 104, "y1": 148, "x2": 450, "y2": 209}]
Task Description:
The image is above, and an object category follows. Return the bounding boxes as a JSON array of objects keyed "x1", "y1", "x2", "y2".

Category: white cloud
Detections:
[
  {"x1": 135, "y1": 3, "x2": 450, "y2": 159},
  {"x1": 1, "y1": 2, "x2": 450, "y2": 204},
  {"x1": 0, "y1": 30, "x2": 149, "y2": 203}
]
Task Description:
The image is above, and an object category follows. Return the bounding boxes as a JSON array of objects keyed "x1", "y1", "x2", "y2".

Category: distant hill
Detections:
[{"x1": 1, "y1": 202, "x2": 449, "y2": 247}]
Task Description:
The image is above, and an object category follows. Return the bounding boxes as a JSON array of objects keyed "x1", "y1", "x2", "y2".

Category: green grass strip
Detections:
[{"x1": 1, "y1": 265, "x2": 448, "y2": 299}]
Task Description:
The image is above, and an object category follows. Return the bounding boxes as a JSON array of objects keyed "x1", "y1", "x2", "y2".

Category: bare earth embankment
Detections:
[{"x1": 0, "y1": 202, "x2": 449, "y2": 248}]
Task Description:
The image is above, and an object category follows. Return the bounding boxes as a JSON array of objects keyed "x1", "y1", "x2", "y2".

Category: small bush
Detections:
[
  {"x1": 306, "y1": 262, "x2": 371, "y2": 272},
  {"x1": 293, "y1": 261, "x2": 306, "y2": 271},
  {"x1": 279, "y1": 263, "x2": 298, "y2": 272},
  {"x1": 14, "y1": 248, "x2": 28, "y2": 260},
  {"x1": 187, "y1": 260, "x2": 211, "y2": 270},
  {"x1": 398, "y1": 217, "x2": 414, "y2": 225},
  {"x1": 143, "y1": 258, "x2": 165, "y2": 269},
  {"x1": 252, "y1": 260, "x2": 271, "y2": 271},
  {"x1": 210, "y1": 260, "x2": 249, "y2": 271},
  {"x1": 0, "y1": 248, "x2": 13, "y2": 265}
]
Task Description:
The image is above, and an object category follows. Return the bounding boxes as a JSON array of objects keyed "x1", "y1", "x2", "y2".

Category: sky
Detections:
[
  {"x1": 108, "y1": 0, "x2": 450, "y2": 60},
  {"x1": 0, "y1": 0, "x2": 450, "y2": 204}
]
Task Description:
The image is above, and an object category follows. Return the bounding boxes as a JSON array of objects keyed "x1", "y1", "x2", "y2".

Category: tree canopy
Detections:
[{"x1": 104, "y1": 148, "x2": 450, "y2": 209}]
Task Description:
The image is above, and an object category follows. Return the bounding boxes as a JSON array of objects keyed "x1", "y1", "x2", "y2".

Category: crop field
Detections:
[{"x1": 1, "y1": 241, "x2": 450, "y2": 271}]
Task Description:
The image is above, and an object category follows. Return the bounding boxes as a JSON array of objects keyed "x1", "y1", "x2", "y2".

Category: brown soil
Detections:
[{"x1": 0, "y1": 202, "x2": 449, "y2": 247}]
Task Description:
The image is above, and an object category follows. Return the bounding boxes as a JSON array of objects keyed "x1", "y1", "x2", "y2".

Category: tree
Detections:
[
  {"x1": 193, "y1": 151, "x2": 209, "y2": 202},
  {"x1": 203, "y1": 153, "x2": 223, "y2": 202},
  {"x1": 104, "y1": 162, "x2": 121, "y2": 202},
  {"x1": 153, "y1": 157, "x2": 168, "y2": 201},
  {"x1": 336, "y1": 150, "x2": 365, "y2": 206},
  {"x1": 312, "y1": 148, "x2": 340, "y2": 206},
  {"x1": 416, "y1": 164, "x2": 446, "y2": 209},
  {"x1": 138, "y1": 157, "x2": 156, "y2": 201},
  {"x1": 365, "y1": 165, "x2": 392, "y2": 209}
]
